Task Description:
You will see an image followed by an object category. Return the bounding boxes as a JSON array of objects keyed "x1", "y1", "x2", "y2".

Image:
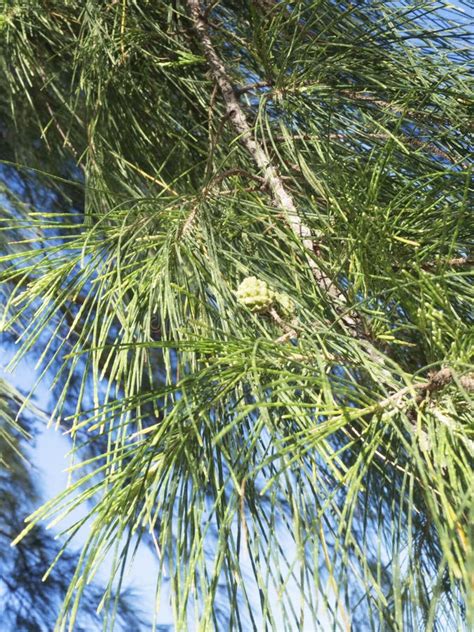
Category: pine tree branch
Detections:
[
  {"x1": 375, "y1": 368, "x2": 474, "y2": 414},
  {"x1": 185, "y1": 0, "x2": 351, "y2": 309},
  {"x1": 391, "y1": 256, "x2": 473, "y2": 273}
]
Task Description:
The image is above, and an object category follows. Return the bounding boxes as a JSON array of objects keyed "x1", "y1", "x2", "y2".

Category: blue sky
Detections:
[{"x1": 0, "y1": 352, "x2": 172, "y2": 630}]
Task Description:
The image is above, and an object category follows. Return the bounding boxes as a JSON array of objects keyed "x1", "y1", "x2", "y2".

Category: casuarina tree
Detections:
[{"x1": 0, "y1": 1, "x2": 472, "y2": 630}]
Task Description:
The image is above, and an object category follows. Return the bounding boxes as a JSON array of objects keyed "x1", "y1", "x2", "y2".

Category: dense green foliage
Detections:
[{"x1": 0, "y1": 1, "x2": 472, "y2": 630}]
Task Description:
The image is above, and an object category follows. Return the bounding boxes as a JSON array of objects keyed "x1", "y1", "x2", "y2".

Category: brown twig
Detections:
[
  {"x1": 234, "y1": 80, "x2": 273, "y2": 96},
  {"x1": 420, "y1": 256, "x2": 473, "y2": 272},
  {"x1": 180, "y1": 169, "x2": 264, "y2": 237},
  {"x1": 268, "y1": 307, "x2": 298, "y2": 343},
  {"x1": 206, "y1": 167, "x2": 265, "y2": 191},
  {"x1": 374, "y1": 368, "x2": 474, "y2": 413}
]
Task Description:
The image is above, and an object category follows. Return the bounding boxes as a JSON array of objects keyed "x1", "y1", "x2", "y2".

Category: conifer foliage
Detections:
[{"x1": 0, "y1": 1, "x2": 473, "y2": 630}]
